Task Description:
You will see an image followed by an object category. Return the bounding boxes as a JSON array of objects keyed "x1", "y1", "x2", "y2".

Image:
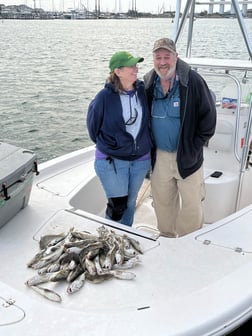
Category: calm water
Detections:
[
  {"x1": 0, "y1": 17, "x2": 252, "y2": 163},
  {"x1": 0, "y1": 18, "x2": 252, "y2": 334}
]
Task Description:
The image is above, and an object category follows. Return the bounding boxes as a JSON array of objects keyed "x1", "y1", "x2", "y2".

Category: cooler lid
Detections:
[{"x1": 0, "y1": 142, "x2": 36, "y2": 186}]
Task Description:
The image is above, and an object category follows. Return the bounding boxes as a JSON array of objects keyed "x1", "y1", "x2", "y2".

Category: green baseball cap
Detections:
[{"x1": 109, "y1": 51, "x2": 144, "y2": 72}]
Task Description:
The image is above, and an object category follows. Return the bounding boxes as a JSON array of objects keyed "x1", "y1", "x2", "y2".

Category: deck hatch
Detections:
[
  {"x1": 196, "y1": 207, "x2": 252, "y2": 253},
  {"x1": 33, "y1": 209, "x2": 159, "y2": 250}
]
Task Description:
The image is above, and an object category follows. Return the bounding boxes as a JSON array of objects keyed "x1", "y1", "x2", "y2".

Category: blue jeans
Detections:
[{"x1": 94, "y1": 158, "x2": 151, "y2": 226}]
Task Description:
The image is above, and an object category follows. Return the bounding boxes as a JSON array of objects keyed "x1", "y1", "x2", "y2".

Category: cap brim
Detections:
[
  {"x1": 153, "y1": 46, "x2": 175, "y2": 53},
  {"x1": 137, "y1": 57, "x2": 144, "y2": 63},
  {"x1": 125, "y1": 57, "x2": 144, "y2": 67}
]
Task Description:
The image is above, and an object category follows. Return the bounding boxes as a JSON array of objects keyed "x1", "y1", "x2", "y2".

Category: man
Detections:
[{"x1": 144, "y1": 38, "x2": 216, "y2": 237}]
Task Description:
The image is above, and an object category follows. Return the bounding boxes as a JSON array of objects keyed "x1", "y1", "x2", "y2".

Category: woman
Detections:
[{"x1": 87, "y1": 51, "x2": 152, "y2": 226}]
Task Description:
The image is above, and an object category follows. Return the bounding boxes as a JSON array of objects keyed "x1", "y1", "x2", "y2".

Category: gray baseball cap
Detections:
[{"x1": 153, "y1": 38, "x2": 176, "y2": 53}]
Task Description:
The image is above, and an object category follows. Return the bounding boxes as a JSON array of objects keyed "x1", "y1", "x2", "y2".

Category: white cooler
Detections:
[{"x1": 0, "y1": 142, "x2": 38, "y2": 228}]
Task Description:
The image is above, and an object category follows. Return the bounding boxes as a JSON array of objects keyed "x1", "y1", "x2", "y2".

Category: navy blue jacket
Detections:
[
  {"x1": 144, "y1": 58, "x2": 216, "y2": 178},
  {"x1": 87, "y1": 80, "x2": 152, "y2": 160}
]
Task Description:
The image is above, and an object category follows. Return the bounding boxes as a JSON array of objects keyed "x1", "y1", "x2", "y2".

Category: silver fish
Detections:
[
  {"x1": 32, "y1": 245, "x2": 64, "y2": 270},
  {"x1": 67, "y1": 263, "x2": 84, "y2": 283},
  {"x1": 126, "y1": 236, "x2": 144, "y2": 254},
  {"x1": 123, "y1": 248, "x2": 137, "y2": 258},
  {"x1": 49, "y1": 269, "x2": 69, "y2": 282},
  {"x1": 71, "y1": 231, "x2": 96, "y2": 240},
  {"x1": 64, "y1": 246, "x2": 83, "y2": 254},
  {"x1": 27, "y1": 249, "x2": 46, "y2": 268},
  {"x1": 68, "y1": 259, "x2": 77, "y2": 270},
  {"x1": 30, "y1": 285, "x2": 62, "y2": 303},
  {"x1": 109, "y1": 270, "x2": 136, "y2": 280},
  {"x1": 102, "y1": 243, "x2": 117, "y2": 270},
  {"x1": 46, "y1": 262, "x2": 61, "y2": 273},
  {"x1": 39, "y1": 233, "x2": 65, "y2": 250},
  {"x1": 114, "y1": 239, "x2": 125, "y2": 265},
  {"x1": 122, "y1": 236, "x2": 131, "y2": 249},
  {"x1": 112, "y1": 256, "x2": 141, "y2": 270},
  {"x1": 43, "y1": 245, "x2": 61, "y2": 256},
  {"x1": 85, "y1": 258, "x2": 97, "y2": 276},
  {"x1": 31, "y1": 259, "x2": 53, "y2": 270},
  {"x1": 86, "y1": 248, "x2": 100, "y2": 260},
  {"x1": 26, "y1": 225, "x2": 144, "y2": 301},
  {"x1": 59, "y1": 252, "x2": 79, "y2": 265},
  {"x1": 64, "y1": 237, "x2": 98, "y2": 249},
  {"x1": 115, "y1": 249, "x2": 124, "y2": 265},
  {"x1": 93, "y1": 254, "x2": 103, "y2": 275},
  {"x1": 85, "y1": 272, "x2": 113, "y2": 284},
  {"x1": 25, "y1": 273, "x2": 51, "y2": 286},
  {"x1": 67, "y1": 272, "x2": 85, "y2": 294},
  {"x1": 38, "y1": 265, "x2": 52, "y2": 275}
]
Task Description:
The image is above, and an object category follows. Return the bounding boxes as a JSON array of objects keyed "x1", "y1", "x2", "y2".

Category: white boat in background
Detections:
[{"x1": 1, "y1": 0, "x2": 252, "y2": 335}]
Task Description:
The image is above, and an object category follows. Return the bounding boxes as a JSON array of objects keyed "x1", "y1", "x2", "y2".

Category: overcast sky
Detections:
[{"x1": 2, "y1": 0, "x2": 180, "y2": 13}]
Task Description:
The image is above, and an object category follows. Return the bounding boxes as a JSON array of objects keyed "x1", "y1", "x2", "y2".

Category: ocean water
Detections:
[{"x1": 0, "y1": 17, "x2": 252, "y2": 164}]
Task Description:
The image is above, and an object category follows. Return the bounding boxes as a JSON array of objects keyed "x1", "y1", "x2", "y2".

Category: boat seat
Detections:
[{"x1": 208, "y1": 119, "x2": 233, "y2": 152}]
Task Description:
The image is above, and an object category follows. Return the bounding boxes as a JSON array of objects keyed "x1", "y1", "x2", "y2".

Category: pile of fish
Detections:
[{"x1": 25, "y1": 225, "x2": 143, "y2": 302}]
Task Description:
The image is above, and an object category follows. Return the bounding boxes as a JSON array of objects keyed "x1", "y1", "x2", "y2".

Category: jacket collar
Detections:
[{"x1": 176, "y1": 58, "x2": 190, "y2": 87}]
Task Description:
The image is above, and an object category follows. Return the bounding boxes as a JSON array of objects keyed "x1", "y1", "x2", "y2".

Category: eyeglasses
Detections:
[
  {"x1": 125, "y1": 107, "x2": 138, "y2": 125},
  {"x1": 124, "y1": 93, "x2": 138, "y2": 126},
  {"x1": 152, "y1": 75, "x2": 176, "y2": 101}
]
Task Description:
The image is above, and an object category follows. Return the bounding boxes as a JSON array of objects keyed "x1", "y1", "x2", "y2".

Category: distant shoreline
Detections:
[
  {"x1": 1, "y1": 4, "x2": 252, "y2": 20},
  {"x1": 1, "y1": 15, "x2": 252, "y2": 20}
]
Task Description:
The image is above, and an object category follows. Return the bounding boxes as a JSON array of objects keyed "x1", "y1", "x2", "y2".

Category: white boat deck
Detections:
[
  {"x1": 2, "y1": 0, "x2": 252, "y2": 334},
  {"x1": 1, "y1": 147, "x2": 252, "y2": 336}
]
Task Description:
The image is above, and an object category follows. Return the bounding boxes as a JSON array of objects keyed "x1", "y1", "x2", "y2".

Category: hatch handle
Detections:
[{"x1": 2, "y1": 183, "x2": 10, "y2": 201}]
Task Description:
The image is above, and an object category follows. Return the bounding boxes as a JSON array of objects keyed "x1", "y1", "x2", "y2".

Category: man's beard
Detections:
[{"x1": 155, "y1": 64, "x2": 176, "y2": 80}]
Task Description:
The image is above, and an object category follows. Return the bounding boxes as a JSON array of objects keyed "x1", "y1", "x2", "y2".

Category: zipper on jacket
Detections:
[
  {"x1": 134, "y1": 139, "x2": 137, "y2": 152},
  {"x1": 177, "y1": 85, "x2": 189, "y2": 178}
]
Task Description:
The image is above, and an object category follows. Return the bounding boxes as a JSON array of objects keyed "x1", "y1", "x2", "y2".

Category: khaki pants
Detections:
[{"x1": 151, "y1": 149, "x2": 205, "y2": 237}]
